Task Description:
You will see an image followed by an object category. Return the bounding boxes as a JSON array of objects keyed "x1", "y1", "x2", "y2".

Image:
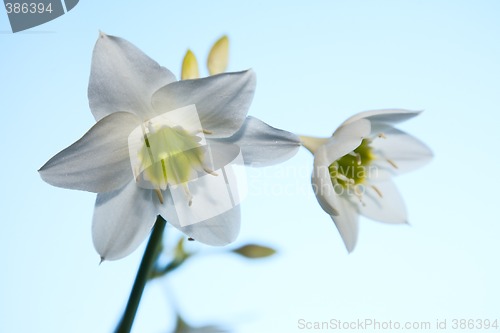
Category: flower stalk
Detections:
[{"x1": 115, "y1": 215, "x2": 167, "y2": 333}]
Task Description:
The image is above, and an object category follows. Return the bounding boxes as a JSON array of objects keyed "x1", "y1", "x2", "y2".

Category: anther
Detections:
[
  {"x1": 371, "y1": 185, "x2": 383, "y2": 198},
  {"x1": 182, "y1": 184, "x2": 193, "y2": 206},
  {"x1": 203, "y1": 166, "x2": 218, "y2": 176},
  {"x1": 336, "y1": 173, "x2": 354, "y2": 184},
  {"x1": 386, "y1": 158, "x2": 398, "y2": 169},
  {"x1": 154, "y1": 188, "x2": 164, "y2": 204},
  {"x1": 348, "y1": 151, "x2": 362, "y2": 165}
]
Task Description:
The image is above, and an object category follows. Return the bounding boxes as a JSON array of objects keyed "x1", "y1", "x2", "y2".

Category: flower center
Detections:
[
  {"x1": 328, "y1": 139, "x2": 375, "y2": 189},
  {"x1": 138, "y1": 125, "x2": 205, "y2": 190},
  {"x1": 128, "y1": 105, "x2": 215, "y2": 204}
]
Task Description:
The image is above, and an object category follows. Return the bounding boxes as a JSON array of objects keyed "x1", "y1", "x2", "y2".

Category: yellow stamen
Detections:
[
  {"x1": 203, "y1": 166, "x2": 218, "y2": 176},
  {"x1": 336, "y1": 172, "x2": 354, "y2": 184},
  {"x1": 328, "y1": 139, "x2": 375, "y2": 188},
  {"x1": 386, "y1": 158, "x2": 398, "y2": 169},
  {"x1": 371, "y1": 185, "x2": 383, "y2": 198},
  {"x1": 182, "y1": 184, "x2": 193, "y2": 206},
  {"x1": 154, "y1": 188, "x2": 164, "y2": 204}
]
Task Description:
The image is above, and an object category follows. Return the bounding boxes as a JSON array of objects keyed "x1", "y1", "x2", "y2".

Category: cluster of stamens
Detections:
[
  {"x1": 135, "y1": 122, "x2": 217, "y2": 206},
  {"x1": 328, "y1": 133, "x2": 398, "y2": 205}
]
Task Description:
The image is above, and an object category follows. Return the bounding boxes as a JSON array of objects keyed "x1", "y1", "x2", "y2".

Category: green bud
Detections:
[{"x1": 232, "y1": 244, "x2": 277, "y2": 259}]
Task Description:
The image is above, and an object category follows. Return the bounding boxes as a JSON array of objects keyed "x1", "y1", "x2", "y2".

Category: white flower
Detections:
[
  {"x1": 300, "y1": 109, "x2": 433, "y2": 252},
  {"x1": 39, "y1": 33, "x2": 300, "y2": 261}
]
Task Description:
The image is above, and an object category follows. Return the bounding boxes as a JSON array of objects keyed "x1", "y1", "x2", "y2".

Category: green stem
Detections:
[{"x1": 115, "y1": 215, "x2": 167, "y2": 333}]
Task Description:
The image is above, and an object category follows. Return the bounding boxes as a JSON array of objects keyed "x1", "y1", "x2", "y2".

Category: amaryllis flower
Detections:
[
  {"x1": 300, "y1": 109, "x2": 432, "y2": 252},
  {"x1": 39, "y1": 33, "x2": 300, "y2": 261}
]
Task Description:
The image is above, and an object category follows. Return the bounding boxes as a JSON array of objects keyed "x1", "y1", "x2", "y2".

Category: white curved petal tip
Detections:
[
  {"x1": 219, "y1": 116, "x2": 300, "y2": 167},
  {"x1": 328, "y1": 199, "x2": 359, "y2": 253},
  {"x1": 343, "y1": 235, "x2": 357, "y2": 253},
  {"x1": 92, "y1": 181, "x2": 156, "y2": 261},
  {"x1": 343, "y1": 109, "x2": 423, "y2": 126},
  {"x1": 89, "y1": 33, "x2": 176, "y2": 121},
  {"x1": 38, "y1": 112, "x2": 138, "y2": 193},
  {"x1": 370, "y1": 127, "x2": 433, "y2": 175}
]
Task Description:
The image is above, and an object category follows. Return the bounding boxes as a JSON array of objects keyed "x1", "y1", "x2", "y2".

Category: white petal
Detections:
[
  {"x1": 312, "y1": 146, "x2": 360, "y2": 252},
  {"x1": 154, "y1": 147, "x2": 243, "y2": 245},
  {"x1": 330, "y1": 195, "x2": 360, "y2": 253},
  {"x1": 215, "y1": 116, "x2": 301, "y2": 167},
  {"x1": 159, "y1": 191, "x2": 241, "y2": 246},
  {"x1": 39, "y1": 112, "x2": 140, "y2": 193},
  {"x1": 334, "y1": 118, "x2": 371, "y2": 140},
  {"x1": 151, "y1": 70, "x2": 256, "y2": 138},
  {"x1": 320, "y1": 118, "x2": 371, "y2": 164},
  {"x1": 311, "y1": 148, "x2": 340, "y2": 216},
  {"x1": 205, "y1": 141, "x2": 241, "y2": 171},
  {"x1": 370, "y1": 127, "x2": 433, "y2": 176},
  {"x1": 88, "y1": 32, "x2": 176, "y2": 121},
  {"x1": 92, "y1": 180, "x2": 157, "y2": 261},
  {"x1": 357, "y1": 180, "x2": 407, "y2": 224},
  {"x1": 342, "y1": 109, "x2": 421, "y2": 126}
]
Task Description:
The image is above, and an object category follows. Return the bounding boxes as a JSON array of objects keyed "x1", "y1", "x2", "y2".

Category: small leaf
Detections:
[
  {"x1": 181, "y1": 50, "x2": 200, "y2": 80},
  {"x1": 207, "y1": 35, "x2": 229, "y2": 75},
  {"x1": 174, "y1": 237, "x2": 190, "y2": 262},
  {"x1": 232, "y1": 244, "x2": 277, "y2": 259}
]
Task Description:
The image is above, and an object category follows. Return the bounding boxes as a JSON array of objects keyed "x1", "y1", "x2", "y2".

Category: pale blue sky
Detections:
[{"x1": 1, "y1": 1, "x2": 500, "y2": 332}]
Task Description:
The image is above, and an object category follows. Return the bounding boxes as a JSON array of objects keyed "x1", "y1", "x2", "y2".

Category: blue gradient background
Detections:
[{"x1": 1, "y1": 1, "x2": 499, "y2": 332}]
